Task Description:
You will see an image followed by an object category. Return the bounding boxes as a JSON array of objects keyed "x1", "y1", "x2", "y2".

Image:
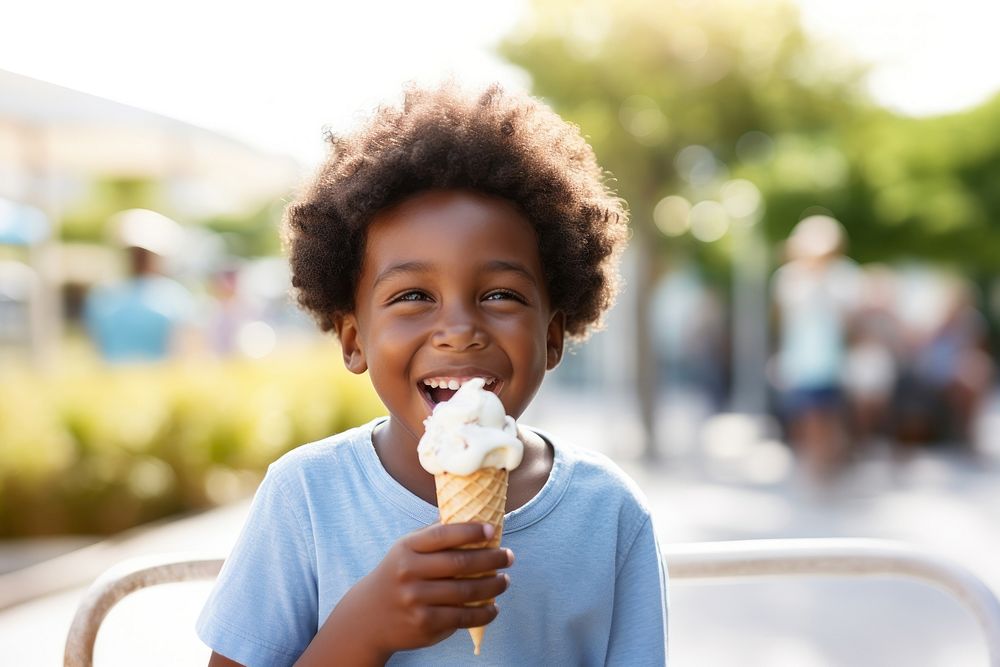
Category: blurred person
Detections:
[
  {"x1": 651, "y1": 263, "x2": 728, "y2": 408},
  {"x1": 83, "y1": 209, "x2": 197, "y2": 363},
  {"x1": 890, "y1": 266, "x2": 949, "y2": 447},
  {"x1": 909, "y1": 276, "x2": 994, "y2": 449},
  {"x1": 842, "y1": 264, "x2": 901, "y2": 449},
  {"x1": 771, "y1": 215, "x2": 861, "y2": 478},
  {"x1": 201, "y1": 263, "x2": 256, "y2": 357}
]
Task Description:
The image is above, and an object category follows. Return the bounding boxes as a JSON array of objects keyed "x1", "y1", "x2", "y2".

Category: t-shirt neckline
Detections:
[{"x1": 352, "y1": 417, "x2": 572, "y2": 532}]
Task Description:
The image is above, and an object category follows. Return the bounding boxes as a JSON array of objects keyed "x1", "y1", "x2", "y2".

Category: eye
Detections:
[
  {"x1": 391, "y1": 290, "x2": 431, "y2": 303},
  {"x1": 484, "y1": 289, "x2": 526, "y2": 303}
]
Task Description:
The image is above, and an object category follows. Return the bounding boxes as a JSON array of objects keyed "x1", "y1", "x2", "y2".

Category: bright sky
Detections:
[
  {"x1": 3, "y1": 0, "x2": 999, "y2": 166},
  {"x1": 795, "y1": 0, "x2": 1000, "y2": 116}
]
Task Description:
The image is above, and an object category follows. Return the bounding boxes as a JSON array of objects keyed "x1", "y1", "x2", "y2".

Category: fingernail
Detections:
[
  {"x1": 505, "y1": 548, "x2": 514, "y2": 565},
  {"x1": 482, "y1": 523, "x2": 495, "y2": 539}
]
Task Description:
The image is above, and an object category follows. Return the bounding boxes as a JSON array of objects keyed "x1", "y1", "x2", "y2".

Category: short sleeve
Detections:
[
  {"x1": 605, "y1": 515, "x2": 669, "y2": 665},
  {"x1": 196, "y1": 465, "x2": 318, "y2": 666}
]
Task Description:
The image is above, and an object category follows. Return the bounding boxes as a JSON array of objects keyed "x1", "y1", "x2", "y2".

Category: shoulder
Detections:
[
  {"x1": 772, "y1": 260, "x2": 807, "y2": 292},
  {"x1": 538, "y1": 432, "x2": 659, "y2": 571},
  {"x1": 539, "y1": 429, "x2": 652, "y2": 520},
  {"x1": 144, "y1": 276, "x2": 195, "y2": 310}
]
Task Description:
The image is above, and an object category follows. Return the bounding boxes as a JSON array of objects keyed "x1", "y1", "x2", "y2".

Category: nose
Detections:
[{"x1": 431, "y1": 302, "x2": 487, "y2": 351}]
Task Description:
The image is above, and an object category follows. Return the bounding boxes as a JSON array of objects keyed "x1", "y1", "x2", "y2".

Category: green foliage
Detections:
[
  {"x1": 59, "y1": 177, "x2": 165, "y2": 243},
  {"x1": 0, "y1": 345, "x2": 384, "y2": 536},
  {"x1": 57, "y1": 176, "x2": 290, "y2": 259},
  {"x1": 501, "y1": 0, "x2": 871, "y2": 279},
  {"x1": 740, "y1": 93, "x2": 1000, "y2": 271},
  {"x1": 503, "y1": 0, "x2": 1000, "y2": 275},
  {"x1": 505, "y1": 0, "x2": 867, "y2": 182},
  {"x1": 199, "y1": 198, "x2": 288, "y2": 258}
]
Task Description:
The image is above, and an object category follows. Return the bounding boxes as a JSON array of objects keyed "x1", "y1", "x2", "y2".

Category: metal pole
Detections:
[
  {"x1": 665, "y1": 538, "x2": 1000, "y2": 666},
  {"x1": 729, "y1": 219, "x2": 770, "y2": 415}
]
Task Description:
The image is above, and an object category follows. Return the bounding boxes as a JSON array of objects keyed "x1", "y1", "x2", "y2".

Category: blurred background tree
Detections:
[
  {"x1": 59, "y1": 177, "x2": 165, "y2": 243},
  {"x1": 200, "y1": 199, "x2": 286, "y2": 259},
  {"x1": 505, "y1": 0, "x2": 1000, "y2": 269},
  {"x1": 501, "y1": 0, "x2": 874, "y2": 453},
  {"x1": 750, "y1": 90, "x2": 1000, "y2": 274},
  {"x1": 58, "y1": 176, "x2": 287, "y2": 258}
]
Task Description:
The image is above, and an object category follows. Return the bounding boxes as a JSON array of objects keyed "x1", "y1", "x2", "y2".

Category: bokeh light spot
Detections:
[
  {"x1": 675, "y1": 145, "x2": 719, "y2": 187},
  {"x1": 721, "y1": 178, "x2": 764, "y2": 221},
  {"x1": 654, "y1": 195, "x2": 693, "y2": 237},
  {"x1": 689, "y1": 200, "x2": 730, "y2": 242},
  {"x1": 237, "y1": 321, "x2": 277, "y2": 359}
]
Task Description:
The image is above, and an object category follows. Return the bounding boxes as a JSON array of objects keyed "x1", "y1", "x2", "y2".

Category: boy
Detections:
[{"x1": 198, "y1": 83, "x2": 668, "y2": 665}]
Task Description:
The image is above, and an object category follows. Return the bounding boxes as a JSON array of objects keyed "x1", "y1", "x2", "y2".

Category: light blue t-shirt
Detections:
[
  {"x1": 84, "y1": 275, "x2": 194, "y2": 363},
  {"x1": 197, "y1": 419, "x2": 669, "y2": 666}
]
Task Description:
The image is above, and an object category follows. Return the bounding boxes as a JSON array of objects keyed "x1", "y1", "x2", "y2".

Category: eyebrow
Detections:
[
  {"x1": 372, "y1": 259, "x2": 538, "y2": 288},
  {"x1": 372, "y1": 261, "x2": 432, "y2": 289},
  {"x1": 484, "y1": 260, "x2": 538, "y2": 285}
]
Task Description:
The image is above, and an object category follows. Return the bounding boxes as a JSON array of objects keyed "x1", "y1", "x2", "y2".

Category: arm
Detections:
[
  {"x1": 605, "y1": 516, "x2": 669, "y2": 666},
  {"x1": 295, "y1": 522, "x2": 512, "y2": 665},
  {"x1": 205, "y1": 522, "x2": 511, "y2": 667}
]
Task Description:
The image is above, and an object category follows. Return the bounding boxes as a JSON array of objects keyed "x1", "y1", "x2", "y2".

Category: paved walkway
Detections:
[{"x1": 3, "y1": 390, "x2": 1000, "y2": 666}]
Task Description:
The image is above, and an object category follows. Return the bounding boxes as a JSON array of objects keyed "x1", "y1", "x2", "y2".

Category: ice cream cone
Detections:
[
  {"x1": 434, "y1": 467, "x2": 508, "y2": 655},
  {"x1": 419, "y1": 378, "x2": 521, "y2": 656}
]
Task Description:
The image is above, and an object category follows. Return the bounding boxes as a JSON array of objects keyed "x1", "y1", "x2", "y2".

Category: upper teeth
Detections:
[{"x1": 422, "y1": 377, "x2": 497, "y2": 390}]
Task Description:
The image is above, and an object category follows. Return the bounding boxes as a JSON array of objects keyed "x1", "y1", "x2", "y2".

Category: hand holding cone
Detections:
[{"x1": 434, "y1": 467, "x2": 509, "y2": 655}]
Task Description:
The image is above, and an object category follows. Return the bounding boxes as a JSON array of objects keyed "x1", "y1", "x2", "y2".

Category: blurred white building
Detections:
[
  {"x1": 0, "y1": 68, "x2": 305, "y2": 363},
  {"x1": 0, "y1": 68, "x2": 303, "y2": 220}
]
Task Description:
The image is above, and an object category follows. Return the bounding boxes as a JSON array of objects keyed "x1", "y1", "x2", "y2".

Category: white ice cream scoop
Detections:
[{"x1": 417, "y1": 377, "x2": 523, "y2": 476}]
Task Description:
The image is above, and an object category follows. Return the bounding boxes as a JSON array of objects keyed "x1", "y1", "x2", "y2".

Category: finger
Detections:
[
  {"x1": 412, "y1": 574, "x2": 509, "y2": 606},
  {"x1": 425, "y1": 603, "x2": 500, "y2": 631},
  {"x1": 452, "y1": 602, "x2": 500, "y2": 629},
  {"x1": 406, "y1": 522, "x2": 496, "y2": 553},
  {"x1": 414, "y1": 547, "x2": 513, "y2": 579}
]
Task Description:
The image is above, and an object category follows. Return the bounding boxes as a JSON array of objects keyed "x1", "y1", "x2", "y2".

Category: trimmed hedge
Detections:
[{"x1": 0, "y1": 344, "x2": 384, "y2": 536}]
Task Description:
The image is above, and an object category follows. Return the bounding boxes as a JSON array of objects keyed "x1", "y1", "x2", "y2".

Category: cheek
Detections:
[
  {"x1": 363, "y1": 318, "x2": 425, "y2": 376},
  {"x1": 368, "y1": 315, "x2": 422, "y2": 346},
  {"x1": 499, "y1": 317, "x2": 549, "y2": 365}
]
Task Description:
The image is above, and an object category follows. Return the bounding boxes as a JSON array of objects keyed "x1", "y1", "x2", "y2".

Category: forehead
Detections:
[{"x1": 363, "y1": 190, "x2": 543, "y2": 272}]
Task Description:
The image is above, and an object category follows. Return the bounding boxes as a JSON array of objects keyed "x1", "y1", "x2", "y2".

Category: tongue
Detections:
[{"x1": 430, "y1": 386, "x2": 459, "y2": 404}]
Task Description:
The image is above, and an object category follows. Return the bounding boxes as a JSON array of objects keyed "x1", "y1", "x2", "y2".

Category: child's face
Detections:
[{"x1": 336, "y1": 189, "x2": 564, "y2": 443}]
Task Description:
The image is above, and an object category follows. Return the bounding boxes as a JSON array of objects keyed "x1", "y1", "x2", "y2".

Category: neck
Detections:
[{"x1": 372, "y1": 418, "x2": 438, "y2": 505}]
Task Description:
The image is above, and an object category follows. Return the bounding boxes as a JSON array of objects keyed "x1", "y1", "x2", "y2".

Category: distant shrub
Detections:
[{"x1": 0, "y1": 345, "x2": 384, "y2": 536}]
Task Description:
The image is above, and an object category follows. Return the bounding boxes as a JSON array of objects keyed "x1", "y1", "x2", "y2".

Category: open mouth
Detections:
[{"x1": 419, "y1": 376, "x2": 501, "y2": 408}]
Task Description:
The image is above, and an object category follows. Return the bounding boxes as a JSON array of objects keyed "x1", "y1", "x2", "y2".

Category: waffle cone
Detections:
[{"x1": 434, "y1": 467, "x2": 508, "y2": 655}]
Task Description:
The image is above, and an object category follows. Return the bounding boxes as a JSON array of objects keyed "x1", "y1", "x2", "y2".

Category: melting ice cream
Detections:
[{"x1": 418, "y1": 377, "x2": 523, "y2": 476}]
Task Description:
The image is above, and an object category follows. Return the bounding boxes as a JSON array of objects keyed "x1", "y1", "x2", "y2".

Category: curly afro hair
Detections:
[{"x1": 282, "y1": 82, "x2": 629, "y2": 341}]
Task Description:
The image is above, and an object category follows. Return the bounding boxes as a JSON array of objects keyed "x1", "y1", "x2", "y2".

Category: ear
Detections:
[
  {"x1": 545, "y1": 310, "x2": 566, "y2": 370},
  {"x1": 334, "y1": 313, "x2": 368, "y2": 374}
]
